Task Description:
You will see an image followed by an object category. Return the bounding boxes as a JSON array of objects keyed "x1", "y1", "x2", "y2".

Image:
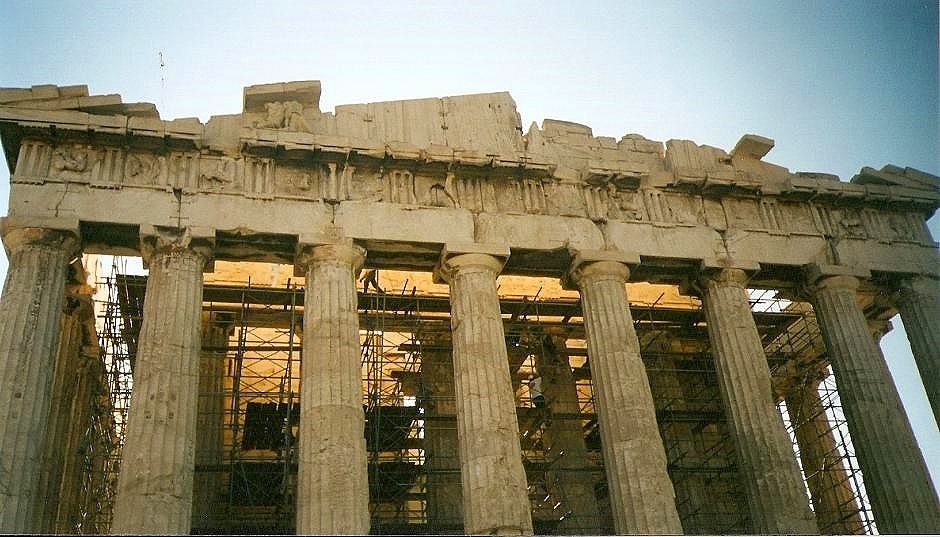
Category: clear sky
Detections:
[{"x1": 2, "y1": 0, "x2": 938, "y2": 494}]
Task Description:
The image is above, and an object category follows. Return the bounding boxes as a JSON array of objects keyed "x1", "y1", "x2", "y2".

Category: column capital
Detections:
[
  {"x1": 432, "y1": 242, "x2": 509, "y2": 284},
  {"x1": 0, "y1": 218, "x2": 80, "y2": 258},
  {"x1": 294, "y1": 240, "x2": 365, "y2": 275},
  {"x1": 562, "y1": 249, "x2": 637, "y2": 290},
  {"x1": 681, "y1": 266, "x2": 751, "y2": 297},
  {"x1": 139, "y1": 225, "x2": 214, "y2": 271}
]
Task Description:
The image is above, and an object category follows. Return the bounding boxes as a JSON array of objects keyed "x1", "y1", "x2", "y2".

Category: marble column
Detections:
[
  {"x1": 36, "y1": 291, "x2": 86, "y2": 533},
  {"x1": 0, "y1": 223, "x2": 78, "y2": 533},
  {"x1": 784, "y1": 376, "x2": 864, "y2": 535},
  {"x1": 111, "y1": 228, "x2": 212, "y2": 534},
  {"x1": 435, "y1": 245, "x2": 533, "y2": 535},
  {"x1": 420, "y1": 336, "x2": 464, "y2": 532},
  {"x1": 536, "y1": 334, "x2": 603, "y2": 535},
  {"x1": 295, "y1": 242, "x2": 370, "y2": 534},
  {"x1": 565, "y1": 252, "x2": 682, "y2": 534},
  {"x1": 55, "y1": 344, "x2": 101, "y2": 534},
  {"x1": 807, "y1": 270, "x2": 940, "y2": 534},
  {"x1": 697, "y1": 268, "x2": 817, "y2": 534},
  {"x1": 893, "y1": 275, "x2": 940, "y2": 425},
  {"x1": 191, "y1": 313, "x2": 232, "y2": 530}
]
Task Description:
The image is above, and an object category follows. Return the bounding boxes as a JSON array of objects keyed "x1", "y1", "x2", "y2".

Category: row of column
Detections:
[{"x1": 1, "y1": 221, "x2": 938, "y2": 534}]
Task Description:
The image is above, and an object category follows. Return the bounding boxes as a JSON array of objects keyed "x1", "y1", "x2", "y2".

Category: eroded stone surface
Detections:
[
  {"x1": 568, "y1": 258, "x2": 683, "y2": 534},
  {"x1": 110, "y1": 229, "x2": 211, "y2": 534},
  {"x1": 0, "y1": 80, "x2": 939, "y2": 535},
  {"x1": 809, "y1": 274, "x2": 940, "y2": 534},
  {"x1": 784, "y1": 376, "x2": 865, "y2": 534},
  {"x1": 536, "y1": 335, "x2": 604, "y2": 535},
  {"x1": 295, "y1": 242, "x2": 370, "y2": 535},
  {"x1": 436, "y1": 251, "x2": 533, "y2": 535},
  {"x1": 698, "y1": 268, "x2": 817, "y2": 534},
  {"x1": 421, "y1": 336, "x2": 464, "y2": 533},
  {"x1": 893, "y1": 275, "x2": 940, "y2": 425},
  {"x1": 0, "y1": 225, "x2": 77, "y2": 533}
]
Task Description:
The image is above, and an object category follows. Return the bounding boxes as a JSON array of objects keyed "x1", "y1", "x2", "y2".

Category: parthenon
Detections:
[{"x1": 0, "y1": 80, "x2": 937, "y2": 534}]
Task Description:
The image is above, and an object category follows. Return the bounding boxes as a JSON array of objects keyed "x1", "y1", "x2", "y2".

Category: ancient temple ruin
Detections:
[{"x1": 0, "y1": 80, "x2": 938, "y2": 535}]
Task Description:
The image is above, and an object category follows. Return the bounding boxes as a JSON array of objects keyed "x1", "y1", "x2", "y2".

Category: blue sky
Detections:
[{"x1": 2, "y1": 0, "x2": 938, "y2": 494}]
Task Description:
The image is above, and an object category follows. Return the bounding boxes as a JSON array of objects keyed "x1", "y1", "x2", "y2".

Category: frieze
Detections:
[
  {"x1": 89, "y1": 146, "x2": 124, "y2": 188},
  {"x1": 6, "y1": 141, "x2": 938, "y2": 249},
  {"x1": 774, "y1": 202, "x2": 818, "y2": 235},
  {"x1": 198, "y1": 157, "x2": 237, "y2": 190},
  {"x1": 51, "y1": 144, "x2": 93, "y2": 180},
  {"x1": 276, "y1": 163, "x2": 321, "y2": 199},
  {"x1": 243, "y1": 157, "x2": 275, "y2": 199},
  {"x1": 167, "y1": 152, "x2": 200, "y2": 192},
  {"x1": 12, "y1": 140, "x2": 52, "y2": 184},
  {"x1": 723, "y1": 198, "x2": 763, "y2": 231},
  {"x1": 608, "y1": 189, "x2": 647, "y2": 222},
  {"x1": 125, "y1": 153, "x2": 165, "y2": 186},
  {"x1": 348, "y1": 169, "x2": 385, "y2": 203},
  {"x1": 415, "y1": 173, "x2": 459, "y2": 208}
]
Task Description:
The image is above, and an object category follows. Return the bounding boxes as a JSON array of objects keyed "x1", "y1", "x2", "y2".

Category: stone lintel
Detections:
[
  {"x1": 139, "y1": 225, "x2": 215, "y2": 271},
  {"x1": 730, "y1": 134, "x2": 775, "y2": 160},
  {"x1": 701, "y1": 257, "x2": 762, "y2": 273},
  {"x1": 804, "y1": 263, "x2": 871, "y2": 287},
  {"x1": 243, "y1": 80, "x2": 321, "y2": 113}
]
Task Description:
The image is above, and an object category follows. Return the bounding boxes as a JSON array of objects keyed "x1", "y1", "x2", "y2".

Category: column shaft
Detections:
[
  {"x1": 894, "y1": 276, "x2": 940, "y2": 425},
  {"x1": 56, "y1": 345, "x2": 100, "y2": 533},
  {"x1": 36, "y1": 309, "x2": 83, "y2": 532},
  {"x1": 439, "y1": 252, "x2": 533, "y2": 535},
  {"x1": 699, "y1": 269, "x2": 816, "y2": 533},
  {"x1": 296, "y1": 243, "x2": 370, "y2": 534},
  {"x1": 191, "y1": 314, "x2": 230, "y2": 530},
  {"x1": 110, "y1": 233, "x2": 209, "y2": 534},
  {"x1": 572, "y1": 260, "x2": 682, "y2": 534},
  {"x1": 810, "y1": 274, "x2": 940, "y2": 533},
  {"x1": 536, "y1": 335, "x2": 603, "y2": 535},
  {"x1": 421, "y1": 341, "x2": 464, "y2": 532},
  {"x1": 0, "y1": 226, "x2": 77, "y2": 533},
  {"x1": 784, "y1": 378, "x2": 864, "y2": 534}
]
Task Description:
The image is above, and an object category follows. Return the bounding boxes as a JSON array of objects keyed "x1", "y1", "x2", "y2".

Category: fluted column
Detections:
[
  {"x1": 807, "y1": 270, "x2": 940, "y2": 533},
  {"x1": 111, "y1": 228, "x2": 213, "y2": 534},
  {"x1": 420, "y1": 335, "x2": 464, "y2": 533},
  {"x1": 697, "y1": 268, "x2": 817, "y2": 533},
  {"x1": 36, "y1": 291, "x2": 85, "y2": 533},
  {"x1": 56, "y1": 344, "x2": 101, "y2": 533},
  {"x1": 784, "y1": 375, "x2": 864, "y2": 534},
  {"x1": 435, "y1": 246, "x2": 533, "y2": 535},
  {"x1": 893, "y1": 275, "x2": 940, "y2": 425},
  {"x1": 565, "y1": 253, "x2": 682, "y2": 534},
  {"x1": 191, "y1": 313, "x2": 231, "y2": 531},
  {"x1": 0, "y1": 223, "x2": 78, "y2": 533},
  {"x1": 536, "y1": 334, "x2": 603, "y2": 535},
  {"x1": 295, "y1": 242, "x2": 370, "y2": 534}
]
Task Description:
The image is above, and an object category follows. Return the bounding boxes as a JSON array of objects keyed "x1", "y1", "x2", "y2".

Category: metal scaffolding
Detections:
[{"x1": 79, "y1": 268, "x2": 879, "y2": 535}]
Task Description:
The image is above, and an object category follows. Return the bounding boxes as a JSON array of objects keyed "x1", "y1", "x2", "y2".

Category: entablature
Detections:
[{"x1": 2, "y1": 81, "x2": 938, "y2": 290}]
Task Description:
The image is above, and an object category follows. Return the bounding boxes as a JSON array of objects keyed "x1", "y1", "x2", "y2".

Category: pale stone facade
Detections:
[{"x1": 1, "y1": 81, "x2": 939, "y2": 534}]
